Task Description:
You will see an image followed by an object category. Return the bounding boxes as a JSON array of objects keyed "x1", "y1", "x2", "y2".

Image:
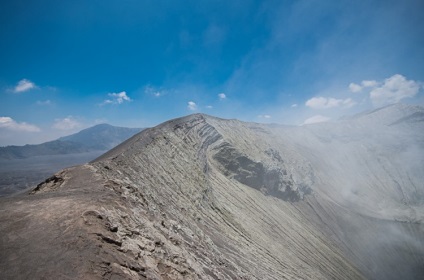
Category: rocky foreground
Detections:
[{"x1": 1, "y1": 104, "x2": 423, "y2": 279}]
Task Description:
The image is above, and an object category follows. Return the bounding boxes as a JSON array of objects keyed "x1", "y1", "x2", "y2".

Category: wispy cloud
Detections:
[
  {"x1": 206, "y1": 105, "x2": 213, "y2": 109},
  {"x1": 362, "y1": 80, "x2": 378, "y2": 88},
  {"x1": 101, "y1": 91, "x2": 131, "y2": 105},
  {"x1": 349, "y1": 80, "x2": 378, "y2": 93},
  {"x1": 305, "y1": 97, "x2": 356, "y2": 109},
  {"x1": 52, "y1": 116, "x2": 82, "y2": 130},
  {"x1": 94, "y1": 118, "x2": 108, "y2": 124},
  {"x1": 291, "y1": 104, "x2": 298, "y2": 108},
  {"x1": 144, "y1": 85, "x2": 165, "y2": 97},
  {"x1": 14, "y1": 79, "x2": 36, "y2": 93},
  {"x1": 0, "y1": 117, "x2": 40, "y2": 132},
  {"x1": 36, "y1": 100, "x2": 52, "y2": 106},
  {"x1": 187, "y1": 101, "x2": 197, "y2": 111},
  {"x1": 348, "y1": 83, "x2": 363, "y2": 93},
  {"x1": 258, "y1": 114, "x2": 271, "y2": 119},
  {"x1": 218, "y1": 93, "x2": 227, "y2": 100},
  {"x1": 302, "y1": 115, "x2": 330, "y2": 125},
  {"x1": 369, "y1": 74, "x2": 420, "y2": 106}
]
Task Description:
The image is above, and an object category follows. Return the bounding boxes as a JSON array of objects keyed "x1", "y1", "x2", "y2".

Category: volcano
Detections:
[{"x1": 1, "y1": 104, "x2": 423, "y2": 279}]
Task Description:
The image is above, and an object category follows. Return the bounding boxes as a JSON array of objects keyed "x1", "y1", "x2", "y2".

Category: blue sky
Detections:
[{"x1": 1, "y1": 0, "x2": 423, "y2": 145}]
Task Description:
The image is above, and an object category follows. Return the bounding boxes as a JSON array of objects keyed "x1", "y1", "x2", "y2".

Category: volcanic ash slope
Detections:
[{"x1": 1, "y1": 104, "x2": 423, "y2": 279}]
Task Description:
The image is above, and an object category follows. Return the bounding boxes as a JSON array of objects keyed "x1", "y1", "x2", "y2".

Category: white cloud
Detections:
[
  {"x1": 52, "y1": 116, "x2": 82, "y2": 130},
  {"x1": 348, "y1": 74, "x2": 420, "y2": 106},
  {"x1": 361, "y1": 80, "x2": 378, "y2": 87},
  {"x1": 0, "y1": 117, "x2": 40, "y2": 132},
  {"x1": 258, "y1": 114, "x2": 271, "y2": 119},
  {"x1": 349, "y1": 80, "x2": 379, "y2": 93},
  {"x1": 101, "y1": 91, "x2": 131, "y2": 105},
  {"x1": 291, "y1": 104, "x2": 298, "y2": 108},
  {"x1": 370, "y1": 74, "x2": 420, "y2": 106},
  {"x1": 302, "y1": 115, "x2": 331, "y2": 125},
  {"x1": 110, "y1": 91, "x2": 131, "y2": 104},
  {"x1": 349, "y1": 83, "x2": 362, "y2": 93},
  {"x1": 305, "y1": 97, "x2": 356, "y2": 109},
  {"x1": 218, "y1": 93, "x2": 226, "y2": 100},
  {"x1": 206, "y1": 105, "x2": 213, "y2": 109},
  {"x1": 187, "y1": 101, "x2": 197, "y2": 111},
  {"x1": 14, "y1": 79, "x2": 36, "y2": 93}
]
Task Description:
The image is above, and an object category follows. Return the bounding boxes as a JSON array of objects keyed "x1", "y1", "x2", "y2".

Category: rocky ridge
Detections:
[{"x1": 1, "y1": 104, "x2": 423, "y2": 279}]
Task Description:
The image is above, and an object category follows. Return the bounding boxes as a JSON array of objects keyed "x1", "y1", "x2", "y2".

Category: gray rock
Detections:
[{"x1": 0, "y1": 103, "x2": 423, "y2": 279}]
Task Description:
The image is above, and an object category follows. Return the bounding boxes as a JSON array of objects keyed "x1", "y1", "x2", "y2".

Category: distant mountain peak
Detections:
[{"x1": 0, "y1": 124, "x2": 144, "y2": 159}]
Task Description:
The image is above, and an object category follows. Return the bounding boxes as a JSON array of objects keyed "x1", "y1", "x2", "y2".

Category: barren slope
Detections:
[{"x1": 1, "y1": 104, "x2": 423, "y2": 279}]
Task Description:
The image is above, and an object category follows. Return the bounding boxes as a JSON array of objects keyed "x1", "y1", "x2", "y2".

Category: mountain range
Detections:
[
  {"x1": 0, "y1": 104, "x2": 423, "y2": 279},
  {"x1": 0, "y1": 124, "x2": 143, "y2": 159},
  {"x1": 0, "y1": 124, "x2": 143, "y2": 196}
]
